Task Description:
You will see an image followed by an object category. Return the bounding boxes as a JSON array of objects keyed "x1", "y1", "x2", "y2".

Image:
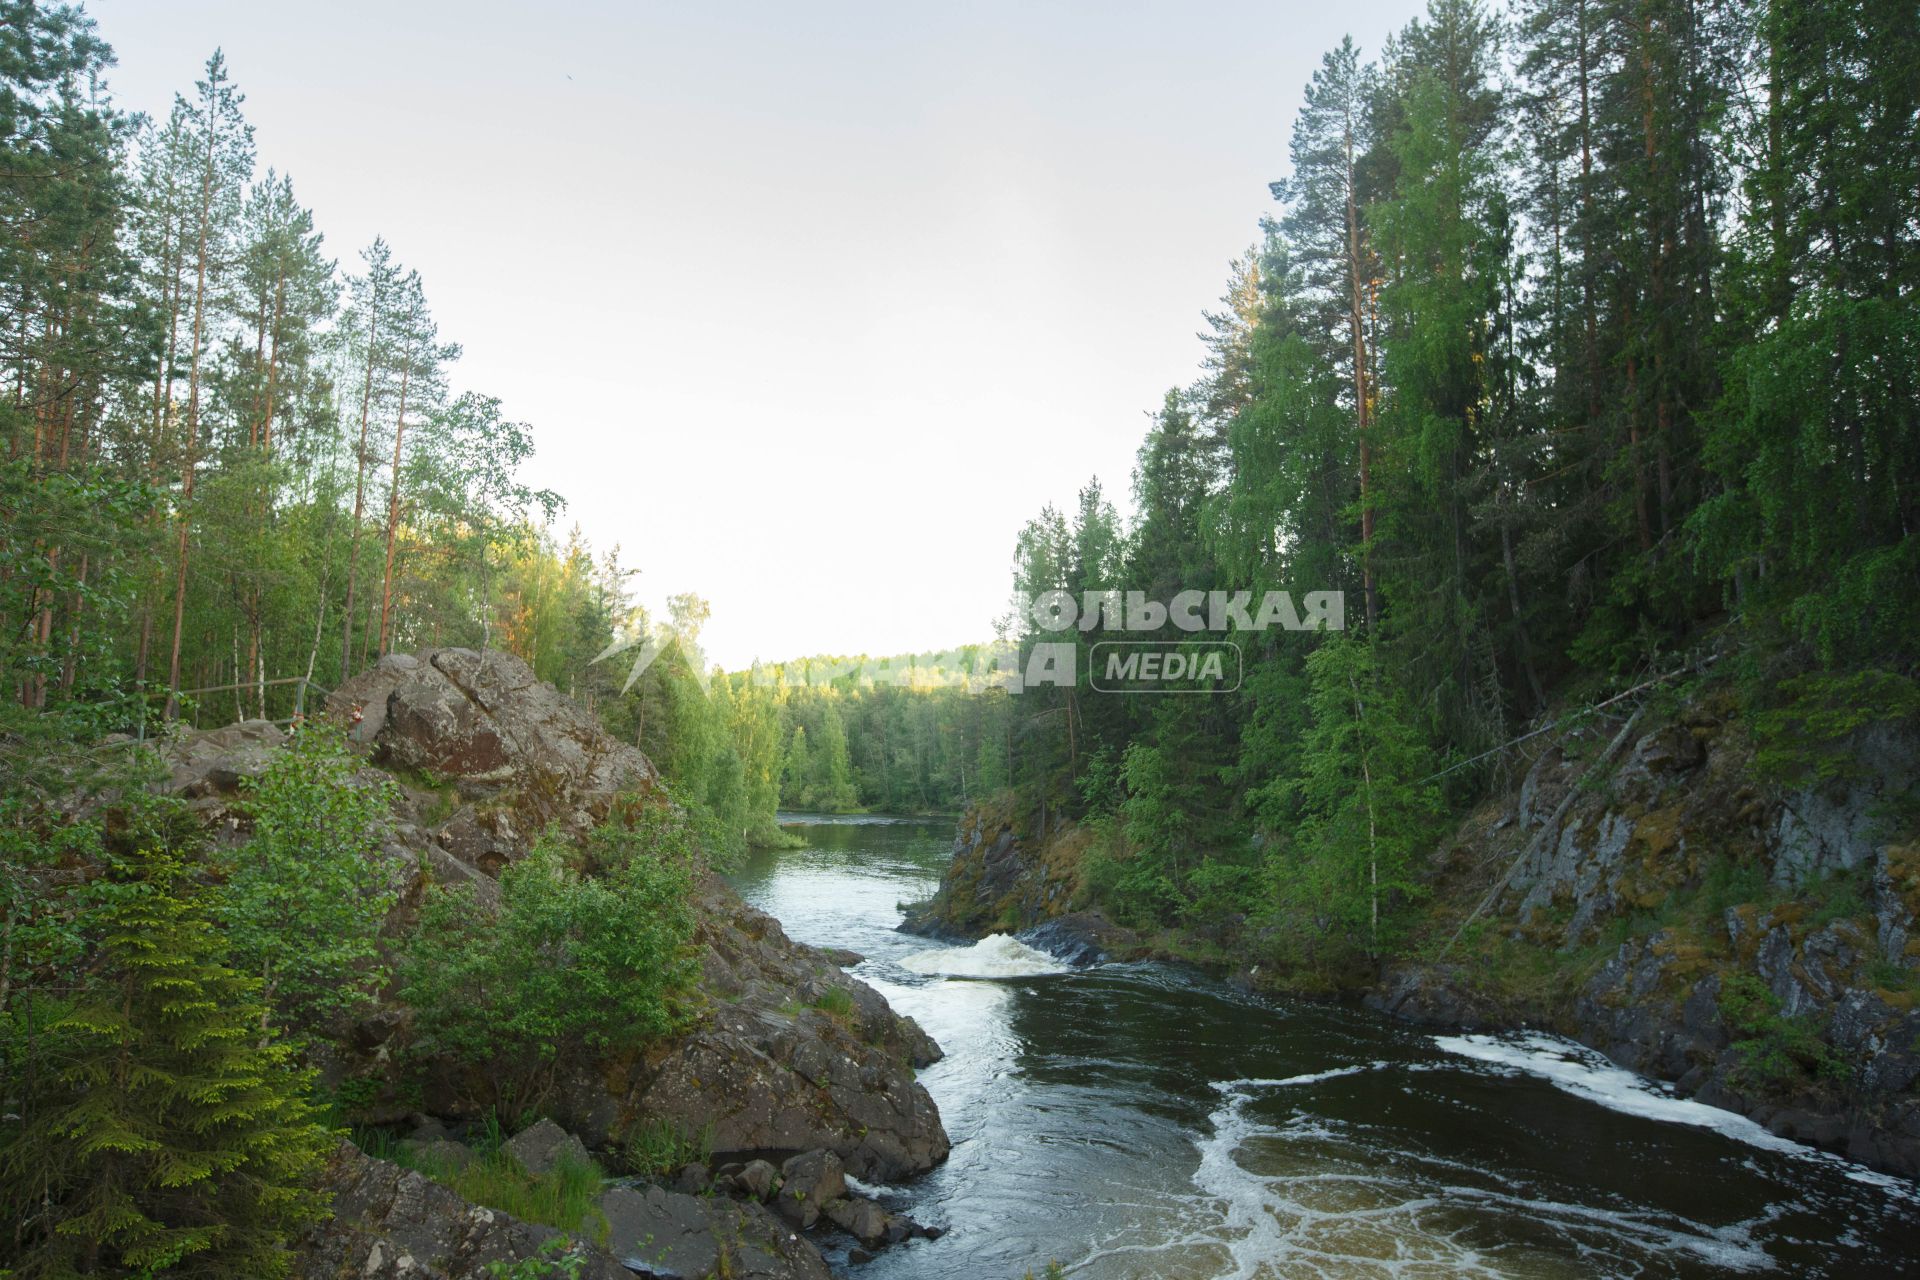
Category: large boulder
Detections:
[
  {"x1": 599, "y1": 1183, "x2": 832, "y2": 1280},
  {"x1": 773, "y1": 1150, "x2": 844, "y2": 1228},
  {"x1": 501, "y1": 879, "x2": 948, "y2": 1184},
  {"x1": 295, "y1": 1142, "x2": 629, "y2": 1280},
  {"x1": 502, "y1": 1118, "x2": 593, "y2": 1177},
  {"x1": 326, "y1": 649, "x2": 659, "y2": 871},
  {"x1": 159, "y1": 718, "x2": 286, "y2": 801}
]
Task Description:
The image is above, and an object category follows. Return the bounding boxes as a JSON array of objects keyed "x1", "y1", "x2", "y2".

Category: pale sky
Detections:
[{"x1": 88, "y1": 0, "x2": 1425, "y2": 671}]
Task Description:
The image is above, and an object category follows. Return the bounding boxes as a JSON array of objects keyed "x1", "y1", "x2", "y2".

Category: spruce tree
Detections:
[{"x1": 3, "y1": 812, "x2": 331, "y2": 1278}]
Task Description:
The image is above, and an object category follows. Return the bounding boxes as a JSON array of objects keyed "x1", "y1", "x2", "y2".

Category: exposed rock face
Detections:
[
  {"x1": 600, "y1": 1183, "x2": 832, "y2": 1280},
  {"x1": 899, "y1": 801, "x2": 1142, "y2": 964},
  {"x1": 159, "y1": 718, "x2": 287, "y2": 803},
  {"x1": 153, "y1": 650, "x2": 951, "y2": 1273},
  {"x1": 1370, "y1": 698, "x2": 1920, "y2": 1177},
  {"x1": 327, "y1": 648, "x2": 659, "y2": 873},
  {"x1": 296, "y1": 1142, "x2": 630, "y2": 1280},
  {"x1": 515, "y1": 879, "x2": 949, "y2": 1183}
]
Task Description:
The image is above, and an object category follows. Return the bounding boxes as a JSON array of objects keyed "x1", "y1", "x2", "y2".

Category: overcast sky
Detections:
[{"x1": 88, "y1": 0, "x2": 1425, "y2": 671}]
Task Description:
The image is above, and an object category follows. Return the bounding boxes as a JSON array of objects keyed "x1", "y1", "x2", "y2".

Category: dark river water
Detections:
[{"x1": 729, "y1": 815, "x2": 1920, "y2": 1280}]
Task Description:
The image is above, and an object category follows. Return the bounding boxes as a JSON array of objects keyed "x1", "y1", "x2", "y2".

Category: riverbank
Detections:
[
  {"x1": 154, "y1": 650, "x2": 954, "y2": 1278},
  {"x1": 901, "y1": 690, "x2": 1920, "y2": 1180},
  {"x1": 753, "y1": 814, "x2": 1920, "y2": 1278}
]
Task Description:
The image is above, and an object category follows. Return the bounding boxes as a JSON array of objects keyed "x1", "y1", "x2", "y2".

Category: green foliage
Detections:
[
  {"x1": 1271, "y1": 637, "x2": 1444, "y2": 955},
  {"x1": 1748, "y1": 670, "x2": 1920, "y2": 788},
  {"x1": 0, "y1": 808, "x2": 332, "y2": 1278},
  {"x1": 622, "y1": 1117, "x2": 714, "y2": 1178},
  {"x1": 221, "y1": 722, "x2": 398, "y2": 1037},
  {"x1": 485, "y1": 1239, "x2": 591, "y2": 1280},
  {"x1": 400, "y1": 815, "x2": 698, "y2": 1103},
  {"x1": 367, "y1": 1118, "x2": 608, "y2": 1249},
  {"x1": 809, "y1": 986, "x2": 856, "y2": 1019},
  {"x1": 1718, "y1": 974, "x2": 1848, "y2": 1092}
]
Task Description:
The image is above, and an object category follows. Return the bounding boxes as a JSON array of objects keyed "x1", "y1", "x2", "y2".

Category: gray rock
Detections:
[
  {"x1": 822, "y1": 1195, "x2": 892, "y2": 1246},
  {"x1": 774, "y1": 1150, "x2": 845, "y2": 1229},
  {"x1": 295, "y1": 1141, "x2": 629, "y2": 1280},
  {"x1": 737, "y1": 1158, "x2": 778, "y2": 1202},
  {"x1": 600, "y1": 1183, "x2": 831, "y2": 1280},
  {"x1": 326, "y1": 648, "x2": 661, "y2": 867},
  {"x1": 398, "y1": 1137, "x2": 475, "y2": 1172},
  {"x1": 1633, "y1": 725, "x2": 1704, "y2": 774},
  {"x1": 542, "y1": 886, "x2": 947, "y2": 1183},
  {"x1": 502, "y1": 1118, "x2": 592, "y2": 1177}
]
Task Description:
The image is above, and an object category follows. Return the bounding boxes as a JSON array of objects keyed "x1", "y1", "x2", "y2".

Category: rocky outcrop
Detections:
[
  {"x1": 159, "y1": 717, "x2": 287, "y2": 804},
  {"x1": 899, "y1": 800, "x2": 1142, "y2": 964},
  {"x1": 1370, "y1": 695, "x2": 1920, "y2": 1177},
  {"x1": 600, "y1": 1183, "x2": 832, "y2": 1280},
  {"x1": 296, "y1": 1142, "x2": 630, "y2": 1280},
  {"x1": 326, "y1": 648, "x2": 659, "y2": 874},
  {"x1": 508, "y1": 878, "x2": 948, "y2": 1183},
  {"x1": 152, "y1": 649, "x2": 951, "y2": 1274}
]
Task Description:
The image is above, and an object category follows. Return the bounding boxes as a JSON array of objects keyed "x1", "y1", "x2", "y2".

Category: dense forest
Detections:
[
  {"x1": 993, "y1": 0, "x2": 1918, "y2": 955},
  {"x1": 0, "y1": 0, "x2": 1916, "y2": 1270},
  {"x1": 0, "y1": 3, "x2": 1008, "y2": 850}
]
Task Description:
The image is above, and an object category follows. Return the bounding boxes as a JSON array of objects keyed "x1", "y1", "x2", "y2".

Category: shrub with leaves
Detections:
[
  {"x1": 401, "y1": 810, "x2": 698, "y2": 1104},
  {"x1": 1719, "y1": 973, "x2": 1848, "y2": 1091},
  {"x1": 220, "y1": 721, "x2": 399, "y2": 1037}
]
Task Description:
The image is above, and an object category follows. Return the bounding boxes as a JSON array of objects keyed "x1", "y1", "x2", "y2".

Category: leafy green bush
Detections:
[
  {"x1": 486, "y1": 1238, "x2": 592, "y2": 1279},
  {"x1": 401, "y1": 813, "x2": 698, "y2": 1105},
  {"x1": 222, "y1": 721, "x2": 399, "y2": 1037}
]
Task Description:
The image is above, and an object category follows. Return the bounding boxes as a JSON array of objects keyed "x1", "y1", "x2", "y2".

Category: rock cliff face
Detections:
[
  {"x1": 160, "y1": 647, "x2": 950, "y2": 1277},
  {"x1": 898, "y1": 797, "x2": 1141, "y2": 963},
  {"x1": 327, "y1": 648, "x2": 660, "y2": 874},
  {"x1": 435, "y1": 873, "x2": 950, "y2": 1184},
  {"x1": 911, "y1": 692, "x2": 1920, "y2": 1177},
  {"x1": 1371, "y1": 695, "x2": 1920, "y2": 1175},
  {"x1": 297, "y1": 1141, "x2": 836, "y2": 1280}
]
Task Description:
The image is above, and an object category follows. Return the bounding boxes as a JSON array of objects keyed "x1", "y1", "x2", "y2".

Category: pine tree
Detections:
[
  {"x1": 162, "y1": 52, "x2": 255, "y2": 718},
  {"x1": 374, "y1": 268, "x2": 459, "y2": 659},
  {"x1": 1275, "y1": 38, "x2": 1384, "y2": 629}
]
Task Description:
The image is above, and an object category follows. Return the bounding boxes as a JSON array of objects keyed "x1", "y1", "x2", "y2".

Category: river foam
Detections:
[
  {"x1": 1189, "y1": 1070, "x2": 1778, "y2": 1278},
  {"x1": 899, "y1": 933, "x2": 1072, "y2": 979},
  {"x1": 1435, "y1": 1031, "x2": 1918, "y2": 1201}
]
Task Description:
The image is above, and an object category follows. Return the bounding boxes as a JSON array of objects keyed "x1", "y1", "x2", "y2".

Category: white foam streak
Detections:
[
  {"x1": 900, "y1": 933, "x2": 1071, "y2": 979},
  {"x1": 1188, "y1": 1066, "x2": 1782, "y2": 1277},
  {"x1": 1435, "y1": 1032, "x2": 1919, "y2": 1203}
]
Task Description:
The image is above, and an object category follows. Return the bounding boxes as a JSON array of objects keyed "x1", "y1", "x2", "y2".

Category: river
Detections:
[{"x1": 728, "y1": 815, "x2": 1920, "y2": 1280}]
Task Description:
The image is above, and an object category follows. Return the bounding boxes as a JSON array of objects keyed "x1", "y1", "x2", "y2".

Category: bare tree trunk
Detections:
[
  {"x1": 1343, "y1": 110, "x2": 1377, "y2": 632},
  {"x1": 166, "y1": 122, "x2": 219, "y2": 720},
  {"x1": 376, "y1": 355, "x2": 414, "y2": 656},
  {"x1": 340, "y1": 292, "x2": 382, "y2": 678}
]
